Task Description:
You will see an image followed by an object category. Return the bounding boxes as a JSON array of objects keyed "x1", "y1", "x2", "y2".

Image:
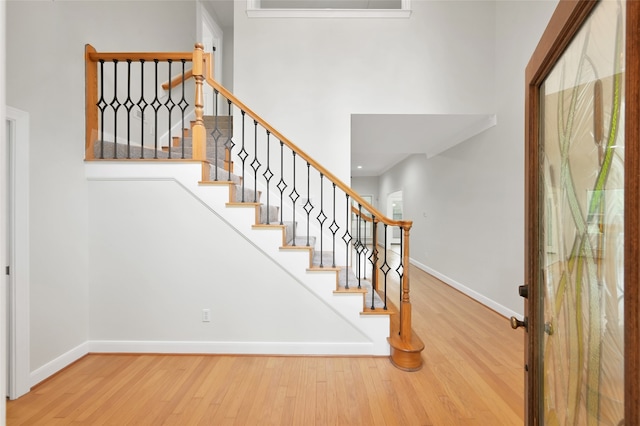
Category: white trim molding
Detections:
[
  {"x1": 89, "y1": 340, "x2": 384, "y2": 356},
  {"x1": 246, "y1": 0, "x2": 411, "y2": 19},
  {"x1": 6, "y1": 106, "x2": 31, "y2": 399},
  {"x1": 30, "y1": 342, "x2": 90, "y2": 388},
  {"x1": 409, "y1": 258, "x2": 520, "y2": 320}
]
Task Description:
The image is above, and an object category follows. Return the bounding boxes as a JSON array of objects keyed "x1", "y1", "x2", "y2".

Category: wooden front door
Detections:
[{"x1": 521, "y1": 0, "x2": 640, "y2": 424}]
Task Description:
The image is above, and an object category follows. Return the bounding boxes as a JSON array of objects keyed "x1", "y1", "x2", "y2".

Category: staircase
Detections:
[{"x1": 85, "y1": 43, "x2": 424, "y2": 370}]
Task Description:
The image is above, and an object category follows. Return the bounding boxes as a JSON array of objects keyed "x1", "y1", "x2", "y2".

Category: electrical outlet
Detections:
[{"x1": 202, "y1": 309, "x2": 211, "y2": 322}]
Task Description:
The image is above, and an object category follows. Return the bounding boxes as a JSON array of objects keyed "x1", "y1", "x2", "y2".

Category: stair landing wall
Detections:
[{"x1": 86, "y1": 162, "x2": 388, "y2": 356}]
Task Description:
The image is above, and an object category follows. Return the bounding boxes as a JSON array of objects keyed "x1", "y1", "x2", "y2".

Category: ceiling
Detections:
[
  {"x1": 350, "y1": 114, "x2": 497, "y2": 177},
  {"x1": 206, "y1": 1, "x2": 496, "y2": 178}
]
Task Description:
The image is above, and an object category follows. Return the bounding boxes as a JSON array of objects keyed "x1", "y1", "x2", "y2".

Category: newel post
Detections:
[
  {"x1": 400, "y1": 223, "x2": 413, "y2": 341},
  {"x1": 388, "y1": 220, "x2": 424, "y2": 371},
  {"x1": 191, "y1": 43, "x2": 207, "y2": 162},
  {"x1": 85, "y1": 44, "x2": 98, "y2": 160}
]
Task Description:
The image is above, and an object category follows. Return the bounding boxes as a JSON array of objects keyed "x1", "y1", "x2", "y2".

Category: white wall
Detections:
[
  {"x1": 351, "y1": 176, "x2": 380, "y2": 209},
  {"x1": 233, "y1": 0, "x2": 497, "y2": 183},
  {"x1": 6, "y1": 0, "x2": 198, "y2": 376},
  {"x1": 88, "y1": 179, "x2": 369, "y2": 348},
  {"x1": 378, "y1": 1, "x2": 558, "y2": 317}
]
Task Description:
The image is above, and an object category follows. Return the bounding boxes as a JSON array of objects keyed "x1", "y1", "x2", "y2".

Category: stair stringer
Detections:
[{"x1": 85, "y1": 161, "x2": 390, "y2": 356}]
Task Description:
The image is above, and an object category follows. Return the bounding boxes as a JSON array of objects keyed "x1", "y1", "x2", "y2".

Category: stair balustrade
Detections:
[{"x1": 85, "y1": 43, "x2": 424, "y2": 370}]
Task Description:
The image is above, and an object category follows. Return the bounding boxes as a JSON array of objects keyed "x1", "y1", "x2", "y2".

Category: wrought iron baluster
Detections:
[
  {"x1": 97, "y1": 60, "x2": 106, "y2": 159},
  {"x1": 225, "y1": 100, "x2": 235, "y2": 182},
  {"x1": 151, "y1": 59, "x2": 161, "y2": 158},
  {"x1": 396, "y1": 226, "x2": 404, "y2": 334},
  {"x1": 212, "y1": 90, "x2": 220, "y2": 181},
  {"x1": 277, "y1": 141, "x2": 287, "y2": 225},
  {"x1": 363, "y1": 213, "x2": 368, "y2": 280},
  {"x1": 109, "y1": 60, "x2": 122, "y2": 159},
  {"x1": 303, "y1": 163, "x2": 313, "y2": 247},
  {"x1": 316, "y1": 174, "x2": 326, "y2": 267},
  {"x1": 179, "y1": 59, "x2": 188, "y2": 159},
  {"x1": 342, "y1": 193, "x2": 352, "y2": 289},
  {"x1": 289, "y1": 152, "x2": 299, "y2": 245},
  {"x1": 369, "y1": 217, "x2": 378, "y2": 309},
  {"x1": 124, "y1": 60, "x2": 134, "y2": 159},
  {"x1": 136, "y1": 60, "x2": 148, "y2": 158},
  {"x1": 263, "y1": 131, "x2": 273, "y2": 224},
  {"x1": 381, "y1": 224, "x2": 390, "y2": 310},
  {"x1": 250, "y1": 121, "x2": 260, "y2": 203},
  {"x1": 357, "y1": 204, "x2": 363, "y2": 289},
  {"x1": 238, "y1": 111, "x2": 248, "y2": 201},
  {"x1": 164, "y1": 59, "x2": 175, "y2": 159},
  {"x1": 329, "y1": 183, "x2": 338, "y2": 268}
]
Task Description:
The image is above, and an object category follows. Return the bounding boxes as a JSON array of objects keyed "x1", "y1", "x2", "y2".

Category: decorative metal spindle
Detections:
[
  {"x1": 164, "y1": 60, "x2": 175, "y2": 159},
  {"x1": 238, "y1": 111, "x2": 248, "y2": 201},
  {"x1": 179, "y1": 59, "x2": 188, "y2": 159},
  {"x1": 357, "y1": 204, "x2": 363, "y2": 289},
  {"x1": 381, "y1": 224, "x2": 390, "y2": 310},
  {"x1": 263, "y1": 131, "x2": 273, "y2": 224},
  {"x1": 363, "y1": 214, "x2": 368, "y2": 280},
  {"x1": 329, "y1": 183, "x2": 338, "y2": 268},
  {"x1": 97, "y1": 60, "x2": 106, "y2": 159},
  {"x1": 136, "y1": 60, "x2": 148, "y2": 158},
  {"x1": 151, "y1": 59, "x2": 161, "y2": 158},
  {"x1": 396, "y1": 226, "x2": 404, "y2": 334},
  {"x1": 109, "y1": 60, "x2": 122, "y2": 159},
  {"x1": 316, "y1": 174, "x2": 327, "y2": 268},
  {"x1": 303, "y1": 163, "x2": 313, "y2": 247},
  {"x1": 277, "y1": 141, "x2": 287, "y2": 225},
  {"x1": 342, "y1": 193, "x2": 352, "y2": 289},
  {"x1": 124, "y1": 60, "x2": 133, "y2": 159},
  {"x1": 369, "y1": 218, "x2": 377, "y2": 309},
  {"x1": 225, "y1": 100, "x2": 235, "y2": 182},
  {"x1": 250, "y1": 120, "x2": 261, "y2": 203},
  {"x1": 212, "y1": 90, "x2": 220, "y2": 181},
  {"x1": 289, "y1": 152, "x2": 300, "y2": 245}
]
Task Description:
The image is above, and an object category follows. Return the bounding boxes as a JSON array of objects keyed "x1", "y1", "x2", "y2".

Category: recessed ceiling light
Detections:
[{"x1": 357, "y1": 165, "x2": 363, "y2": 169}]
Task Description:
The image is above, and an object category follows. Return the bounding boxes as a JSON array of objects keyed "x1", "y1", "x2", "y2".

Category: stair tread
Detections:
[{"x1": 286, "y1": 236, "x2": 316, "y2": 247}]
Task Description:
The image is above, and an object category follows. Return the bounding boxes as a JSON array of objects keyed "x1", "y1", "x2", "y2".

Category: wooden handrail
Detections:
[
  {"x1": 201, "y1": 53, "x2": 410, "y2": 230},
  {"x1": 86, "y1": 52, "x2": 192, "y2": 62},
  {"x1": 161, "y1": 69, "x2": 193, "y2": 91}
]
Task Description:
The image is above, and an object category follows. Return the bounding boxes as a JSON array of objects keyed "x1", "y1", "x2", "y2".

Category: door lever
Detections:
[{"x1": 510, "y1": 316, "x2": 528, "y2": 331}]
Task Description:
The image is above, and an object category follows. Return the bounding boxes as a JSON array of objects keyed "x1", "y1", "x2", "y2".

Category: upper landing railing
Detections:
[{"x1": 85, "y1": 43, "x2": 423, "y2": 370}]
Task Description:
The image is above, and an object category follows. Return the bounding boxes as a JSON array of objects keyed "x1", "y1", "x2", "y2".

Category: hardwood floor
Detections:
[{"x1": 7, "y1": 257, "x2": 525, "y2": 425}]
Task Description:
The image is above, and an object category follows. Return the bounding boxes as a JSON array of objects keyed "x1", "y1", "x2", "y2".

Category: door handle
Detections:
[{"x1": 510, "y1": 316, "x2": 528, "y2": 331}]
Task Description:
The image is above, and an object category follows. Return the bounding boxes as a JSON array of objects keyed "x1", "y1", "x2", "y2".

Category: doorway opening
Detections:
[{"x1": 386, "y1": 191, "x2": 402, "y2": 254}]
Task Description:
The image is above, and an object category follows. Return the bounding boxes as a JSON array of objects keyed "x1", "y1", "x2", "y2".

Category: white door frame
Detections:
[
  {"x1": 5, "y1": 106, "x2": 31, "y2": 399},
  {"x1": 386, "y1": 191, "x2": 403, "y2": 246}
]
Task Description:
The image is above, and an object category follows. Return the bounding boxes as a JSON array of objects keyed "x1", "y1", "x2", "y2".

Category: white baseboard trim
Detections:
[
  {"x1": 30, "y1": 341, "x2": 90, "y2": 387},
  {"x1": 88, "y1": 340, "x2": 380, "y2": 356},
  {"x1": 28, "y1": 340, "x2": 384, "y2": 387},
  {"x1": 409, "y1": 258, "x2": 519, "y2": 319}
]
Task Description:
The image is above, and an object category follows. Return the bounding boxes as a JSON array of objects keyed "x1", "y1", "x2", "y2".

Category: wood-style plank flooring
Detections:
[{"x1": 7, "y1": 253, "x2": 525, "y2": 425}]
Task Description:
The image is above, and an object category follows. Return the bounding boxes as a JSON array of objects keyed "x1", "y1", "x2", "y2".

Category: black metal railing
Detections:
[
  {"x1": 86, "y1": 46, "x2": 195, "y2": 162},
  {"x1": 202, "y1": 75, "x2": 413, "y2": 316}
]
